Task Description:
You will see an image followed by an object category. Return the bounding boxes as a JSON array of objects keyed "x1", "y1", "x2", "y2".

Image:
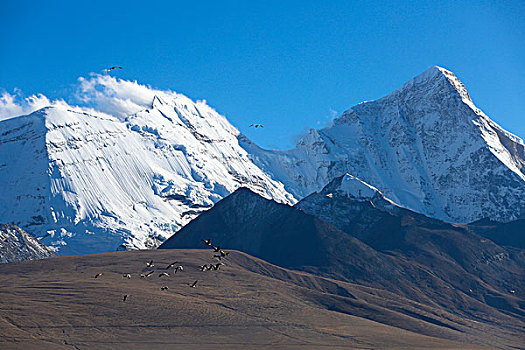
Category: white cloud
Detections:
[
  {"x1": 1, "y1": 73, "x2": 181, "y2": 122},
  {"x1": 0, "y1": 91, "x2": 55, "y2": 121},
  {"x1": 75, "y1": 74, "x2": 167, "y2": 118}
]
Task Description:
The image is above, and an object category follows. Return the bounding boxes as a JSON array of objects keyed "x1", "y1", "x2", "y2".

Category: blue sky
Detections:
[{"x1": 0, "y1": 0, "x2": 523, "y2": 149}]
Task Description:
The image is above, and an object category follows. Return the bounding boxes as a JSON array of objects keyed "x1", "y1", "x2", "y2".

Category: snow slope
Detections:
[
  {"x1": 242, "y1": 66, "x2": 525, "y2": 222},
  {"x1": 0, "y1": 94, "x2": 294, "y2": 255}
]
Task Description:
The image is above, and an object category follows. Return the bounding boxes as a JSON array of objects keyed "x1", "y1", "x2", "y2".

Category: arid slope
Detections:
[{"x1": 0, "y1": 250, "x2": 521, "y2": 349}]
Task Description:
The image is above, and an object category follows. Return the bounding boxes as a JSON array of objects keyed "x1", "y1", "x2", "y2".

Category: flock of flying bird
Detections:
[
  {"x1": 103, "y1": 66, "x2": 264, "y2": 129},
  {"x1": 92, "y1": 239, "x2": 229, "y2": 302}
]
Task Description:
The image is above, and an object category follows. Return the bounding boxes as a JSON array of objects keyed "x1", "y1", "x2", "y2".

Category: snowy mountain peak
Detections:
[
  {"x1": 243, "y1": 67, "x2": 525, "y2": 223},
  {"x1": 151, "y1": 95, "x2": 165, "y2": 108},
  {"x1": 435, "y1": 66, "x2": 471, "y2": 95},
  {"x1": 0, "y1": 94, "x2": 295, "y2": 255},
  {"x1": 382, "y1": 65, "x2": 474, "y2": 110},
  {"x1": 321, "y1": 174, "x2": 402, "y2": 207}
]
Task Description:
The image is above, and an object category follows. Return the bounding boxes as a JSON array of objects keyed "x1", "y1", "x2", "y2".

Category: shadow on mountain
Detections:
[
  {"x1": 467, "y1": 218, "x2": 525, "y2": 249},
  {"x1": 160, "y1": 185, "x2": 525, "y2": 346}
]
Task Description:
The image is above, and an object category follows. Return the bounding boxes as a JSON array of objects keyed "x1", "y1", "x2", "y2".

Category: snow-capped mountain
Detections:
[
  {"x1": 0, "y1": 224, "x2": 53, "y2": 263},
  {"x1": 313, "y1": 173, "x2": 401, "y2": 206},
  {"x1": 0, "y1": 93, "x2": 294, "y2": 255},
  {"x1": 241, "y1": 66, "x2": 525, "y2": 223}
]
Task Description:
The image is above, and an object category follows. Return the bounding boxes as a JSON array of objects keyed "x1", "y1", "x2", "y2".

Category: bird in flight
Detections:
[
  {"x1": 142, "y1": 271, "x2": 155, "y2": 278},
  {"x1": 159, "y1": 272, "x2": 170, "y2": 278},
  {"x1": 166, "y1": 261, "x2": 179, "y2": 269},
  {"x1": 122, "y1": 274, "x2": 131, "y2": 279},
  {"x1": 94, "y1": 273, "x2": 103, "y2": 279},
  {"x1": 211, "y1": 262, "x2": 224, "y2": 271},
  {"x1": 105, "y1": 66, "x2": 123, "y2": 74},
  {"x1": 249, "y1": 124, "x2": 263, "y2": 128},
  {"x1": 201, "y1": 239, "x2": 212, "y2": 246},
  {"x1": 213, "y1": 246, "x2": 221, "y2": 252},
  {"x1": 200, "y1": 264, "x2": 209, "y2": 271},
  {"x1": 146, "y1": 260, "x2": 154, "y2": 268},
  {"x1": 189, "y1": 280, "x2": 198, "y2": 288},
  {"x1": 160, "y1": 286, "x2": 169, "y2": 291},
  {"x1": 123, "y1": 294, "x2": 129, "y2": 302},
  {"x1": 173, "y1": 265, "x2": 184, "y2": 274}
]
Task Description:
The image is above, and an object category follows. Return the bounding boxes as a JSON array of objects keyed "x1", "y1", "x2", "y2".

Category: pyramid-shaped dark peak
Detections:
[
  {"x1": 227, "y1": 187, "x2": 265, "y2": 201},
  {"x1": 212, "y1": 187, "x2": 279, "y2": 214}
]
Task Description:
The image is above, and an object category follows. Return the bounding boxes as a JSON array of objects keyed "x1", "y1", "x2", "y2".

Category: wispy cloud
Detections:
[
  {"x1": 74, "y1": 74, "x2": 170, "y2": 118},
  {"x1": 0, "y1": 91, "x2": 56, "y2": 121},
  {"x1": 0, "y1": 73, "x2": 182, "y2": 122}
]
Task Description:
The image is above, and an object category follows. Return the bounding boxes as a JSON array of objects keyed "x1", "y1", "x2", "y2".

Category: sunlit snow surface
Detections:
[
  {"x1": 242, "y1": 66, "x2": 525, "y2": 223},
  {"x1": 0, "y1": 93, "x2": 294, "y2": 255},
  {"x1": 1, "y1": 66, "x2": 524, "y2": 255}
]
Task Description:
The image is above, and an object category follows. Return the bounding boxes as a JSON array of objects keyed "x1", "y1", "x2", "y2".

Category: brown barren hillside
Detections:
[{"x1": 0, "y1": 249, "x2": 522, "y2": 349}]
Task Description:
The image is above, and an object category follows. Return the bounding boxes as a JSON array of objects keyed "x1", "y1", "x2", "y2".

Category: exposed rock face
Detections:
[
  {"x1": 241, "y1": 66, "x2": 525, "y2": 223},
  {"x1": 0, "y1": 224, "x2": 53, "y2": 263},
  {"x1": 0, "y1": 94, "x2": 294, "y2": 255}
]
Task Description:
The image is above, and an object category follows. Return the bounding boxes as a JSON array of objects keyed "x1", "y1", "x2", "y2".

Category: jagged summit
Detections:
[{"x1": 242, "y1": 67, "x2": 525, "y2": 223}]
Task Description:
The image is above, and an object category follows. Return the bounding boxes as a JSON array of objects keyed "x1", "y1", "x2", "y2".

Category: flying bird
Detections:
[
  {"x1": 200, "y1": 264, "x2": 209, "y2": 271},
  {"x1": 189, "y1": 280, "x2": 198, "y2": 288},
  {"x1": 166, "y1": 261, "x2": 179, "y2": 269},
  {"x1": 213, "y1": 246, "x2": 221, "y2": 252},
  {"x1": 213, "y1": 254, "x2": 223, "y2": 260},
  {"x1": 160, "y1": 286, "x2": 169, "y2": 291},
  {"x1": 159, "y1": 272, "x2": 170, "y2": 278},
  {"x1": 94, "y1": 273, "x2": 103, "y2": 279},
  {"x1": 123, "y1": 294, "x2": 129, "y2": 302},
  {"x1": 143, "y1": 271, "x2": 155, "y2": 278},
  {"x1": 173, "y1": 265, "x2": 184, "y2": 273},
  {"x1": 249, "y1": 124, "x2": 263, "y2": 128},
  {"x1": 105, "y1": 66, "x2": 123, "y2": 74},
  {"x1": 219, "y1": 250, "x2": 229, "y2": 258},
  {"x1": 146, "y1": 260, "x2": 154, "y2": 268},
  {"x1": 122, "y1": 274, "x2": 131, "y2": 279},
  {"x1": 211, "y1": 262, "x2": 224, "y2": 270},
  {"x1": 201, "y1": 239, "x2": 212, "y2": 246}
]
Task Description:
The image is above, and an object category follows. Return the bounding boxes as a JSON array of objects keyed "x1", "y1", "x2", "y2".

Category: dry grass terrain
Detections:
[{"x1": 0, "y1": 249, "x2": 521, "y2": 349}]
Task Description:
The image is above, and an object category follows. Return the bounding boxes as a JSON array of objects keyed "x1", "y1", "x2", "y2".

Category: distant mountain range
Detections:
[{"x1": 1, "y1": 66, "x2": 524, "y2": 254}]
